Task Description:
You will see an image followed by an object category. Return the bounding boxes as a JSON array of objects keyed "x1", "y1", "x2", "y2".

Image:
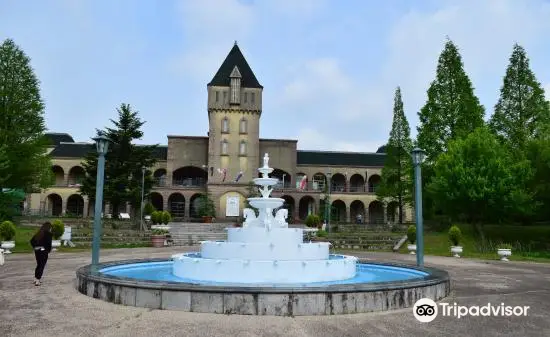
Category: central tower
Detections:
[{"x1": 207, "y1": 42, "x2": 263, "y2": 184}]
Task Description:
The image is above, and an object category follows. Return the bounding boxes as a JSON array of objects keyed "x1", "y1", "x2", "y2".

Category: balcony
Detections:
[
  {"x1": 172, "y1": 177, "x2": 206, "y2": 188},
  {"x1": 271, "y1": 182, "x2": 372, "y2": 194}
]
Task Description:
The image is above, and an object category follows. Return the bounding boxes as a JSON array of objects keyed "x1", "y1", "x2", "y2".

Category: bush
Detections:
[
  {"x1": 143, "y1": 202, "x2": 155, "y2": 215},
  {"x1": 0, "y1": 220, "x2": 16, "y2": 241},
  {"x1": 51, "y1": 219, "x2": 65, "y2": 240},
  {"x1": 407, "y1": 225, "x2": 416, "y2": 244},
  {"x1": 151, "y1": 211, "x2": 162, "y2": 224},
  {"x1": 316, "y1": 229, "x2": 328, "y2": 237},
  {"x1": 305, "y1": 214, "x2": 321, "y2": 228},
  {"x1": 161, "y1": 211, "x2": 171, "y2": 224},
  {"x1": 448, "y1": 225, "x2": 462, "y2": 246}
]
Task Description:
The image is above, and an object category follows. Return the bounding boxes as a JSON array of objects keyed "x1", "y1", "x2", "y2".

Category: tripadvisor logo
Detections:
[{"x1": 413, "y1": 298, "x2": 530, "y2": 322}]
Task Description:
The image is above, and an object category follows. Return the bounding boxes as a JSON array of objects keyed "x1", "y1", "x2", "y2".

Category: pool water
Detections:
[{"x1": 100, "y1": 258, "x2": 428, "y2": 287}]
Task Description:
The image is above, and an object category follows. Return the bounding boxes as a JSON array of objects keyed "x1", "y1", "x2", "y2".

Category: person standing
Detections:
[{"x1": 30, "y1": 222, "x2": 53, "y2": 286}]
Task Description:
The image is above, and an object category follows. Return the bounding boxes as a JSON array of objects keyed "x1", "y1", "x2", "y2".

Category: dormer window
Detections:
[
  {"x1": 230, "y1": 66, "x2": 242, "y2": 105},
  {"x1": 239, "y1": 140, "x2": 247, "y2": 156},
  {"x1": 221, "y1": 139, "x2": 229, "y2": 155},
  {"x1": 221, "y1": 117, "x2": 229, "y2": 133},
  {"x1": 239, "y1": 118, "x2": 247, "y2": 134}
]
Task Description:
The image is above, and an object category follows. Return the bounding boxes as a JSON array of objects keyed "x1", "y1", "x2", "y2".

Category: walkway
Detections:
[{"x1": 1, "y1": 248, "x2": 549, "y2": 337}]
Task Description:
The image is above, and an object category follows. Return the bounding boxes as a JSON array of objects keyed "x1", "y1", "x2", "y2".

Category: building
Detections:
[{"x1": 27, "y1": 43, "x2": 412, "y2": 224}]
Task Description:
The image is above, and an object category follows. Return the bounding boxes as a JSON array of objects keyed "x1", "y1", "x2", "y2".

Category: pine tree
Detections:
[
  {"x1": 488, "y1": 44, "x2": 550, "y2": 155},
  {"x1": 417, "y1": 39, "x2": 485, "y2": 162},
  {"x1": 79, "y1": 104, "x2": 158, "y2": 218},
  {"x1": 377, "y1": 87, "x2": 413, "y2": 223},
  {"x1": 0, "y1": 39, "x2": 53, "y2": 194}
]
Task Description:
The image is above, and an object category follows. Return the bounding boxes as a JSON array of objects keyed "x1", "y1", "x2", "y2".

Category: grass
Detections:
[{"x1": 398, "y1": 223, "x2": 550, "y2": 263}]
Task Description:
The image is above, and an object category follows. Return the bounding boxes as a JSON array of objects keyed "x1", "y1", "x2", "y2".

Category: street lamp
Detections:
[
  {"x1": 326, "y1": 171, "x2": 332, "y2": 233},
  {"x1": 282, "y1": 174, "x2": 286, "y2": 190},
  {"x1": 91, "y1": 132, "x2": 111, "y2": 268},
  {"x1": 140, "y1": 166, "x2": 146, "y2": 231},
  {"x1": 411, "y1": 147, "x2": 426, "y2": 267}
]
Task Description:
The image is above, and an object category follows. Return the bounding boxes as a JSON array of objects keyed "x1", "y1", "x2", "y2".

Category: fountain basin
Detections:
[
  {"x1": 252, "y1": 177, "x2": 279, "y2": 186},
  {"x1": 227, "y1": 227, "x2": 303, "y2": 244},
  {"x1": 200, "y1": 240, "x2": 330, "y2": 261},
  {"x1": 247, "y1": 197, "x2": 284, "y2": 210},
  {"x1": 76, "y1": 258, "x2": 451, "y2": 316}
]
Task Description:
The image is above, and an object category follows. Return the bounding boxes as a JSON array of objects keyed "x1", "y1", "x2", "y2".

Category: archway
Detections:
[
  {"x1": 349, "y1": 174, "x2": 365, "y2": 192},
  {"x1": 172, "y1": 166, "x2": 207, "y2": 187},
  {"x1": 153, "y1": 169, "x2": 167, "y2": 187},
  {"x1": 368, "y1": 174, "x2": 381, "y2": 193},
  {"x1": 220, "y1": 192, "x2": 246, "y2": 218},
  {"x1": 298, "y1": 196, "x2": 315, "y2": 220},
  {"x1": 331, "y1": 200, "x2": 347, "y2": 223},
  {"x1": 387, "y1": 201, "x2": 400, "y2": 224},
  {"x1": 269, "y1": 168, "x2": 291, "y2": 189},
  {"x1": 330, "y1": 173, "x2": 346, "y2": 192},
  {"x1": 295, "y1": 172, "x2": 308, "y2": 190},
  {"x1": 350, "y1": 200, "x2": 366, "y2": 223},
  {"x1": 68, "y1": 166, "x2": 85, "y2": 186},
  {"x1": 312, "y1": 173, "x2": 326, "y2": 191},
  {"x1": 149, "y1": 192, "x2": 163, "y2": 212},
  {"x1": 52, "y1": 165, "x2": 64, "y2": 186},
  {"x1": 281, "y1": 195, "x2": 295, "y2": 220},
  {"x1": 168, "y1": 193, "x2": 185, "y2": 218},
  {"x1": 46, "y1": 194, "x2": 62, "y2": 216},
  {"x1": 369, "y1": 200, "x2": 384, "y2": 224},
  {"x1": 189, "y1": 193, "x2": 203, "y2": 218},
  {"x1": 66, "y1": 194, "x2": 84, "y2": 217}
]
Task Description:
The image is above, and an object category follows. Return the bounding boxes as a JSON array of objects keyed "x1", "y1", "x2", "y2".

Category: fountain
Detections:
[{"x1": 76, "y1": 153, "x2": 450, "y2": 316}]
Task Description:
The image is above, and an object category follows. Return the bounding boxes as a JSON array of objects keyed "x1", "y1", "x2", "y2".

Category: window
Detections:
[
  {"x1": 239, "y1": 118, "x2": 247, "y2": 134},
  {"x1": 244, "y1": 93, "x2": 248, "y2": 103},
  {"x1": 215, "y1": 91, "x2": 219, "y2": 102},
  {"x1": 223, "y1": 91, "x2": 227, "y2": 102},
  {"x1": 239, "y1": 140, "x2": 247, "y2": 155},
  {"x1": 221, "y1": 117, "x2": 229, "y2": 133},
  {"x1": 251, "y1": 92, "x2": 255, "y2": 103},
  {"x1": 230, "y1": 78, "x2": 241, "y2": 104},
  {"x1": 221, "y1": 140, "x2": 229, "y2": 155}
]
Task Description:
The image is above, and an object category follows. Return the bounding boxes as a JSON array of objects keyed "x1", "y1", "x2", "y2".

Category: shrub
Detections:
[
  {"x1": 316, "y1": 229, "x2": 328, "y2": 237},
  {"x1": 151, "y1": 211, "x2": 162, "y2": 224},
  {"x1": 305, "y1": 214, "x2": 321, "y2": 228},
  {"x1": 448, "y1": 225, "x2": 462, "y2": 246},
  {"x1": 161, "y1": 211, "x2": 171, "y2": 224},
  {"x1": 0, "y1": 220, "x2": 16, "y2": 241},
  {"x1": 407, "y1": 225, "x2": 416, "y2": 244},
  {"x1": 51, "y1": 219, "x2": 65, "y2": 240},
  {"x1": 143, "y1": 202, "x2": 155, "y2": 216}
]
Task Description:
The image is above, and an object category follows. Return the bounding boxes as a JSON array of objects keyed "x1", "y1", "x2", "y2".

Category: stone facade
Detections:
[{"x1": 27, "y1": 43, "x2": 413, "y2": 224}]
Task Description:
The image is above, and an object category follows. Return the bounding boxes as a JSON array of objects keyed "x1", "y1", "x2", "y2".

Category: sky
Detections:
[{"x1": 1, "y1": 0, "x2": 550, "y2": 152}]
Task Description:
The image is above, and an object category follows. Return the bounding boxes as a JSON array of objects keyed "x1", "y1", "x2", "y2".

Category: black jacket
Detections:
[{"x1": 30, "y1": 231, "x2": 53, "y2": 253}]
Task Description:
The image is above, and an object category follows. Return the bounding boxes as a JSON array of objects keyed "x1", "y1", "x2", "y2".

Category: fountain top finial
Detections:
[{"x1": 263, "y1": 153, "x2": 270, "y2": 168}]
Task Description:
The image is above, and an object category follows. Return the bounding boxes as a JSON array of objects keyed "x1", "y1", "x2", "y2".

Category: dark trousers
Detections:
[{"x1": 34, "y1": 250, "x2": 49, "y2": 280}]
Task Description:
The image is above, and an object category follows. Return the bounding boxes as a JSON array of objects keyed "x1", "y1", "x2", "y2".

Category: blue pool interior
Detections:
[{"x1": 99, "y1": 254, "x2": 429, "y2": 287}]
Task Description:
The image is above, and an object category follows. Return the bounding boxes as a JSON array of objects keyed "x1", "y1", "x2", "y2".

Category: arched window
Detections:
[
  {"x1": 221, "y1": 117, "x2": 229, "y2": 133},
  {"x1": 239, "y1": 118, "x2": 247, "y2": 134},
  {"x1": 239, "y1": 140, "x2": 247, "y2": 155},
  {"x1": 221, "y1": 139, "x2": 229, "y2": 155}
]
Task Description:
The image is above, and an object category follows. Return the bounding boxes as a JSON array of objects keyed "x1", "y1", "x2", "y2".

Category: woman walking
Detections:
[{"x1": 30, "y1": 222, "x2": 53, "y2": 286}]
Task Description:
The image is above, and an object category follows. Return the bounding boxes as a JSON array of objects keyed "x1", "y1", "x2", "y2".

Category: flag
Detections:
[
  {"x1": 299, "y1": 175, "x2": 307, "y2": 190},
  {"x1": 221, "y1": 168, "x2": 227, "y2": 182},
  {"x1": 235, "y1": 171, "x2": 243, "y2": 182}
]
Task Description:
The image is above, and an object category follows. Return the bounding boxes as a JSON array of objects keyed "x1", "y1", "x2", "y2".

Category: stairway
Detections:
[{"x1": 167, "y1": 222, "x2": 229, "y2": 246}]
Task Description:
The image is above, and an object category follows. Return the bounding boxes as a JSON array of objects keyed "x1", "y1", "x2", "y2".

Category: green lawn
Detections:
[{"x1": 399, "y1": 223, "x2": 550, "y2": 263}]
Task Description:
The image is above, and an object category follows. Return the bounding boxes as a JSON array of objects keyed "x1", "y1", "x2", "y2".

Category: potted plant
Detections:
[
  {"x1": 197, "y1": 193, "x2": 216, "y2": 223},
  {"x1": 497, "y1": 243, "x2": 512, "y2": 261},
  {"x1": 51, "y1": 219, "x2": 65, "y2": 250},
  {"x1": 305, "y1": 214, "x2": 321, "y2": 228},
  {"x1": 0, "y1": 220, "x2": 16, "y2": 254},
  {"x1": 151, "y1": 228, "x2": 169, "y2": 248},
  {"x1": 448, "y1": 225, "x2": 463, "y2": 258},
  {"x1": 407, "y1": 225, "x2": 416, "y2": 255}
]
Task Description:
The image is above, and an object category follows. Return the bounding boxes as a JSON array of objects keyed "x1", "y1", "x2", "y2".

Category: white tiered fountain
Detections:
[{"x1": 171, "y1": 153, "x2": 358, "y2": 284}]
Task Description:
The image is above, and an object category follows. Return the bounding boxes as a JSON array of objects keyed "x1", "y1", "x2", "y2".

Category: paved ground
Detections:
[{"x1": 1, "y1": 247, "x2": 549, "y2": 337}]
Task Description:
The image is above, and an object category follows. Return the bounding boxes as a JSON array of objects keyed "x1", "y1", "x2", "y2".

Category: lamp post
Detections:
[
  {"x1": 411, "y1": 147, "x2": 426, "y2": 267},
  {"x1": 91, "y1": 132, "x2": 111, "y2": 268},
  {"x1": 140, "y1": 166, "x2": 146, "y2": 231},
  {"x1": 326, "y1": 171, "x2": 332, "y2": 233},
  {"x1": 282, "y1": 174, "x2": 286, "y2": 190}
]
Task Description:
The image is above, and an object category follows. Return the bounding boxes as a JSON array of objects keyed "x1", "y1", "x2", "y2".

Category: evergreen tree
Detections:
[
  {"x1": 79, "y1": 104, "x2": 158, "y2": 218},
  {"x1": 0, "y1": 38, "x2": 53, "y2": 194},
  {"x1": 377, "y1": 87, "x2": 413, "y2": 223},
  {"x1": 488, "y1": 44, "x2": 550, "y2": 155},
  {"x1": 417, "y1": 39, "x2": 485, "y2": 162}
]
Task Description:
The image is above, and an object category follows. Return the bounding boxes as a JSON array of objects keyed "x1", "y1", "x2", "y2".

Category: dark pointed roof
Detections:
[{"x1": 208, "y1": 43, "x2": 263, "y2": 89}]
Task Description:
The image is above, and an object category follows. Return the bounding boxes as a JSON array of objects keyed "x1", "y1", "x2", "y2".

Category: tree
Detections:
[
  {"x1": 416, "y1": 39, "x2": 485, "y2": 162},
  {"x1": 525, "y1": 138, "x2": 550, "y2": 221},
  {"x1": 377, "y1": 87, "x2": 413, "y2": 223},
  {"x1": 0, "y1": 39, "x2": 53, "y2": 194},
  {"x1": 428, "y1": 126, "x2": 534, "y2": 238},
  {"x1": 488, "y1": 44, "x2": 550, "y2": 156},
  {"x1": 79, "y1": 104, "x2": 158, "y2": 218}
]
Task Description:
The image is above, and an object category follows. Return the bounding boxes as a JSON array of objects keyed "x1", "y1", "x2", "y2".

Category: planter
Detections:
[
  {"x1": 151, "y1": 235, "x2": 166, "y2": 248},
  {"x1": 407, "y1": 244, "x2": 417, "y2": 255},
  {"x1": 311, "y1": 237, "x2": 330, "y2": 243},
  {"x1": 202, "y1": 216, "x2": 213, "y2": 223},
  {"x1": 450, "y1": 245, "x2": 463, "y2": 258},
  {"x1": 497, "y1": 248, "x2": 512, "y2": 261},
  {"x1": 0, "y1": 241, "x2": 15, "y2": 254},
  {"x1": 52, "y1": 240, "x2": 61, "y2": 251}
]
